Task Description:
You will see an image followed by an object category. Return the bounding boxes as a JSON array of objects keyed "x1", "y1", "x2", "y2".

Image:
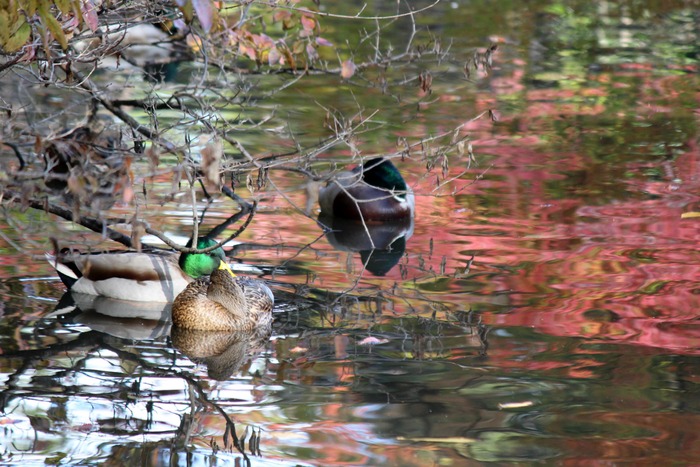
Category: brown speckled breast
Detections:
[{"x1": 171, "y1": 273, "x2": 274, "y2": 332}]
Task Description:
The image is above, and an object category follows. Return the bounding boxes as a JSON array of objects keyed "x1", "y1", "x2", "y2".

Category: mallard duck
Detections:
[
  {"x1": 75, "y1": 20, "x2": 192, "y2": 69},
  {"x1": 171, "y1": 260, "x2": 274, "y2": 332},
  {"x1": 47, "y1": 238, "x2": 226, "y2": 303},
  {"x1": 319, "y1": 157, "x2": 415, "y2": 221}
]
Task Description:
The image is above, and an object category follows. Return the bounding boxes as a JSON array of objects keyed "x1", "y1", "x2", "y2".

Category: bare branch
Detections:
[{"x1": 1, "y1": 189, "x2": 133, "y2": 248}]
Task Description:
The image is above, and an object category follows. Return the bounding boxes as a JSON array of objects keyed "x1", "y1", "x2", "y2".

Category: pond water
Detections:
[{"x1": 1, "y1": 1, "x2": 700, "y2": 465}]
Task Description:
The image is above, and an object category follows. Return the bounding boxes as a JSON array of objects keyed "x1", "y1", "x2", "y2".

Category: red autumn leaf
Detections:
[
  {"x1": 301, "y1": 15, "x2": 315, "y2": 32},
  {"x1": 273, "y1": 10, "x2": 291, "y2": 22},
  {"x1": 64, "y1": 15, "x2": 80, "y2": 31},
  {"x1": 253, "y1": 33, "x2": 274, "y2": 48},
  {"x1": 241, "y1": 45, "x2": 257, "y2": 61},
  {"x1": 341, "y1": 59, "x2": 355, "y2": 79},
  {"x1": 122, "y1": 185, "x2": 134, "y2": 205},
  {"x1": 357, "y1": 336, "x2": 389, "y2": 346},
  {"x1": 192, "y1": 0, "x2": 215, "y2": 33},
  {"x1": 81, "y1": 0, "x2": 99, "y2": 32}
]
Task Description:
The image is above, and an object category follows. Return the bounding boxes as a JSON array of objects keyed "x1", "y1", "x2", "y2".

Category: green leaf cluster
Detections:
[
  {"x1": 0, "y1": 0, "x2": 98, "y2": 52},
  {"x1": 0, "y1": 1, "x2": 31, "y2": 52}
]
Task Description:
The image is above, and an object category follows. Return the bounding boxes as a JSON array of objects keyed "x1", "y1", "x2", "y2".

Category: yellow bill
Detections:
[{"x1": 218, "y1": 260, "x2": 236, "y2": 277}]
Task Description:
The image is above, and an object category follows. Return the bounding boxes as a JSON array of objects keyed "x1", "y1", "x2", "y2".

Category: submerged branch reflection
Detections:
[{"x1": 0, "y1": 319, "x2": 260, "y2": 465}]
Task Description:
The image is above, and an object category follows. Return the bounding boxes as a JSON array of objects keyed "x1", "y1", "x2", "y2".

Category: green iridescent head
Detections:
[
  {"x1": 361, "y1": 158, "x2": 408, "y2": 199},
  {"x1": 178, "y1": 237, "x2": 226, "y2": 279}
]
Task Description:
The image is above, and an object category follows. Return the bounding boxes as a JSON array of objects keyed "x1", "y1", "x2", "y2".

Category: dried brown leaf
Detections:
[
  {"x1": 200, "y1": 136, "x2": 223, "y2": 190},
  {"x1": 418, "y1": 70, "x2": 432, "y2": 93}
]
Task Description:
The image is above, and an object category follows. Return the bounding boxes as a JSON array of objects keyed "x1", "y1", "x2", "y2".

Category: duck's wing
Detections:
[
  {"x1": 48, "y1": 249, "x2": 179, "y2": 281},
  {"x1": 238, "y1": 278, "x2": 274, "y2": 310},
  {"x1": 75, "y1": 251, "x2": 182, "y2": 282},
  {"x1": 238, "y1": 277, "x2": 274, "y2": 335},
  {"x1": 319, "y1": 169, "x2": 362, "y2": 216}
]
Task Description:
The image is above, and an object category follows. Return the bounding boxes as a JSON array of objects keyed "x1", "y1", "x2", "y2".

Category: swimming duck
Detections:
[
  {"x1": 319, "y1": 158, "x2": 415, "y2": 221},
  {"x1": 171, "y1": 260, "x2": 274, "y2": 332},
  {"x1": 47, "y1": 237, "x2": 226, "y2": 303}
]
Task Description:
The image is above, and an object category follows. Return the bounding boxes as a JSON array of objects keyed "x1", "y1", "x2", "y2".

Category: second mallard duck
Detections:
[
  {"x1": 319, "y1": 157, "x2": 415, "y2": 221},
  {"x1": 48, "y1": 237, "x2": 227, "y2": 303},
  {"x1": 171, "y1": 260, "x2": 274, "y2": 332}
]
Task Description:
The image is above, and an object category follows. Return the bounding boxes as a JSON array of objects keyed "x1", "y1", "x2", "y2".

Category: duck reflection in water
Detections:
[
  {"x1": 51, "y1": 290, "x2": 270, "y2": 380},
  {"x1": 320, "y1": 215, "x2": 414, "y2": 276},
  {"x1": 52, "y1": 291, "x2": 171, "y2": 341},
  {"x1": 171, "y1": 327, "x2": 269, "y2": 380}
]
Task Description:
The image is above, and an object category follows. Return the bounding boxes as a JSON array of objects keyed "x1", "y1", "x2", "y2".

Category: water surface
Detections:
[{"x1": 1, "y1": 1, "x2": 699, "y2": 465}]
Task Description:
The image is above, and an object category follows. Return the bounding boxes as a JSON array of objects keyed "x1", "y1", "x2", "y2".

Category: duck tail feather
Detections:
[{"x1": 45, "y1": 252, "x2": 81, "y2": 287}]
